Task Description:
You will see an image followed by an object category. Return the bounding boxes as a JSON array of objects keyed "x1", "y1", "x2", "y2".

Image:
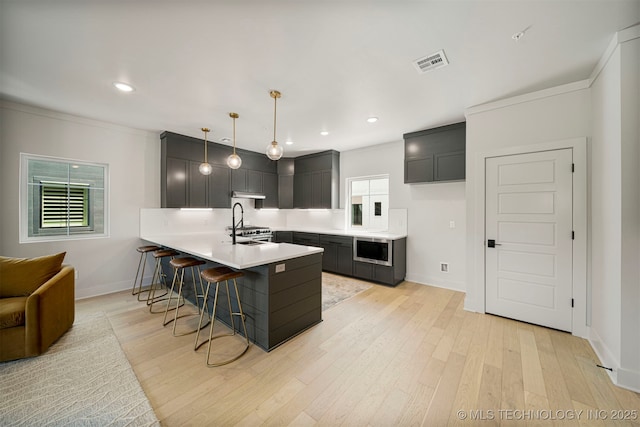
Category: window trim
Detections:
[{"x1": 19, "y1": 153, "x2": 110, "y2": 243}]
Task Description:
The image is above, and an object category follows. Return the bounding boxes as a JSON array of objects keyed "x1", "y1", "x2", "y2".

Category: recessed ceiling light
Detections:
[
  {"x1": 367, "y1": 117, "x2": 378, "y2": 123},
  {"x1": 113, "y1": 82, "x2": 134, "y2": 92},
  {"x1": 320, "y1": 131, "x2": 329, "y2": 136},
  {"x1": 285, "y1": 140, "x2": 294, "y2": 145}
]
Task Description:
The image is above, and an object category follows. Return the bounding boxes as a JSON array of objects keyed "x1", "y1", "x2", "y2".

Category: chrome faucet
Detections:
[{"x1": 232, "y1": 202, "x2": 244, "y2": 245}]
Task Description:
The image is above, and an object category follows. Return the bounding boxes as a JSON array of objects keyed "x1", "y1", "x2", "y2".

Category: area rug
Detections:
[
  {"x1": 0, "y1": 312, "x2": 159, "y2": 427},
  {"x1": 322, "y1": 272, "x2": 372, "y2": 311}
]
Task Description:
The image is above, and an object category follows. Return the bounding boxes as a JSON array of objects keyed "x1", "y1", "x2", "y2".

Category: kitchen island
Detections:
[{"x1": 141, "y1": 233, "x2": 323, "y2": 351}]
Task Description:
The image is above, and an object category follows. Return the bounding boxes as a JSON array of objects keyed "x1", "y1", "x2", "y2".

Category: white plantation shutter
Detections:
[{"x1": 40, "y1": 182, "x2": 89, "y2": 228}]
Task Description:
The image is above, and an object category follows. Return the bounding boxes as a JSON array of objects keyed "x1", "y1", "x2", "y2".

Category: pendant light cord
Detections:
[
  {"x1": 272, "y1": 94, "x2": 277, "y2": 144},
  {"x1": 233, "y1": 116, "x2": 237, "y2": 155},
  {"x1": 202, "y1": 128, "x2": 209, "y2": 162}
]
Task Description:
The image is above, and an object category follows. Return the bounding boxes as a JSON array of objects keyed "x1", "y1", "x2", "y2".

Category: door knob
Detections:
[{"x1": 487, "y1": 239, "x2": 502, "y2": 248}]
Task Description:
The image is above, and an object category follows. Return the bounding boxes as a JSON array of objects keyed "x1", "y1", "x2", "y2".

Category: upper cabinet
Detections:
[
  {"x1": 404, "y1": 122, "x2": 466, "y2": 183},
  {"x1": 161, "y1": 132, "x2": 340, "y2": 209},
  {"x1": 293, "y1": 150, "x2": 340, "y2": 209},
  {"x1": 161, "y1": 132, "x2": 277, "y2": 209}
]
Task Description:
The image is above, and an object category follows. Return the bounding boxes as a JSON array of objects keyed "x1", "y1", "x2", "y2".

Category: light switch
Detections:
[{"x1": 449, "y1": 221, "x2": 455, "y2": 229}]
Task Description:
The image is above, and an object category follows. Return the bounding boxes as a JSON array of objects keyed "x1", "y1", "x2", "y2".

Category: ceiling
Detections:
[{"x1": 1, "y1": 1, "x2": 638, "y2": 157}]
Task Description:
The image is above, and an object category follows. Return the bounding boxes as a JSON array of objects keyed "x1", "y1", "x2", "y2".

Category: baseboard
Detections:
[
  {"x1": 75, "y1": 275, "x2": 153, "y2": 300},
  {"x1": 404, "y1": 275, "x2": 466, "y2": 292},
  {"x1": 616, "y1": 367, "x2": 640, "y2": 393},
  {"x1": 587, "y1": 327, "x2": 640, "y2": 392}
]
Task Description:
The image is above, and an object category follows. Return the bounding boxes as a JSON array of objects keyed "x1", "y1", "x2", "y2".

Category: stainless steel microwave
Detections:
[{"x1": 353, "y1": 237, "x2": 392, "y2": 266}]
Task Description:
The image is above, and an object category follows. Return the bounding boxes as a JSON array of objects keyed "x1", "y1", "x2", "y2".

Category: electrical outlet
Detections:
[
  {"x1": 440, "y1": 262, "x2": 449, "y2": 273},
  {"x1": 275, "y1": 263, "x2": 286, "y2": 273}
]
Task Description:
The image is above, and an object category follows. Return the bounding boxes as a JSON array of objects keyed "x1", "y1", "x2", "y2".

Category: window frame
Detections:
[
  {"x1": 345, "y1": 174, "x2": 389, "y2": 232},
  {"x1": 20, "y1": 153, "x2": 109, "y2": 243}
]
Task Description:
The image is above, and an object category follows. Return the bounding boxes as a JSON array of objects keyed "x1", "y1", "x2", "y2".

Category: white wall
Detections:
[
  {"x1": 464, "y1": 84, "x2": 591, "y2": 314},
  {"x1": 590, "y1": 29, "x2": 640, "y2": 391},
  {"x1": 0, "y1": 101, "x2": 161, "y2": 298},
  {"x1": 590, "y1": 44, "x2": 623, "y2": 381},
  {"x1": 340, "y1": 141, "x2": 466, "y2": 291}
]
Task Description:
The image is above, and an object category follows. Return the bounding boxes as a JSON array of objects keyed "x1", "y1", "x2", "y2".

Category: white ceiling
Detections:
[{"x1": 1, "y1": 1, "x2": 638, "y2": 156}]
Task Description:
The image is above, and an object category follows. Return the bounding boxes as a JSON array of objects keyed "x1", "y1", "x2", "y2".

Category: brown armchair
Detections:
[{"x1": 0, "y1": 253, "x2": 75, "y2": 362}]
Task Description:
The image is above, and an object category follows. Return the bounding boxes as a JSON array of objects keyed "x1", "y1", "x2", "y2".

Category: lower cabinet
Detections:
[
  {"x1": 273, "y1": 231, "x2": 293, "y2": 244},
  {"x1": 289, "y1": 232, "x2": 406, "y2": 286},
  {"x1": 352, "y1": 261, "x2": 395, "y2": 285},
  {"x1": 292, "y1": 232, "x2": 320, "y2": 247},
  {"x1": 319, "y1": 235, "x2": 353, "y2": 276}
]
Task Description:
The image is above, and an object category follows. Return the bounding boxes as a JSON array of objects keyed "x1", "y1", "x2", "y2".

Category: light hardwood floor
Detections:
[{"x1": 76, "y1": 278, "x2": 640, "y2": 426}]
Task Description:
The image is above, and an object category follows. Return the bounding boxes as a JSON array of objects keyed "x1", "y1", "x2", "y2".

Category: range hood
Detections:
[{"x1": 232, "y1": 191, "x2": 266, "y2": 200}]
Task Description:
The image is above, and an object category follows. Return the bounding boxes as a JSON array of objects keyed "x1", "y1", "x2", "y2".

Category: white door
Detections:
[{"x1": 485, "y1": 149, "x2": 573, "y2": 332}]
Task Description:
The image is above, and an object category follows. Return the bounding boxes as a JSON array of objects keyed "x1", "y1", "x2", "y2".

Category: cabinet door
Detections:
[
  {"x1": 353, "y1": 261, "x2": 373, "y2": 280},
  {"x1": 337, "y1": 243, "x2": 353, "y2": 276},
  {"x1": 208, "y1": 165, "x2": 231, "y2": 208},
  {"x1": 278, "y1": 175, "x2": 293, "y2": 209},
  {"x1": 262, "y1": 172, "x2": 278, "y2": 208},
  {"x1": 311, "y1": 172, "x2": 323, "y2": 208},
  {"x1": 405, "y1": 156, "x2": 434, "y2": 183},
  {"x1": 188, "y1": 161, "x2": 208, "y2": 207},
  {"x1": 373, "y1": 265, "x2": 394, "y2": 285},
  {"x1": 294, "y1": 173, "x2": 312, "y2": 208},
  {"x1": 166, "y1": 157, "x2": 188, "y2": 208},
  {"x1": 434, "y1": 151, "x2": 465, "y2": 181},
  {"x1": 320, "y1": 170, "x2": 332, "y2": 208},
  {"x1": 247, "y1": 170, "x2": 263, "y2": 193},
  {"x1": 274, "y1": 231, "x2": 293, "y2": 243},
  {"x1": 231, "y1": 169, "x2": 246, "y2": 192},
  {"x1": 320, "y1": 241, "x2": 337, "y2": 272}
]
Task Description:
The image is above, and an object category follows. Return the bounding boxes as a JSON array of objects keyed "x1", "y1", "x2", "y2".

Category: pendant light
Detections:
[
  {"x1": 266, "y1": 90, "x2": 284, "y2": 160},
  {"x1": 226, "y1": 113, "x2": 242, "y2": 169},
  {"x1": 198, "y1": 127, "x2": 213, "y2": 175}
]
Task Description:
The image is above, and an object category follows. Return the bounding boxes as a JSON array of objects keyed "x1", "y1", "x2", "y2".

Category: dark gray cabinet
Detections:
[
  {"x1": 290, "y1": 232, "x2": 406, "y2": 286},
  {"x1": 161, "y1": 131, "x2": 279, "y2": 209},
  {"x1": 404, "y1": 122, "x2": 466, "y2": 183},
  {"x1": 277, "y1": 158, "x2": 294, "y2": 209},
  {"x1": 232, "y1": 169, "x2": 263, "y2": 193},
  {"x1": 165, "y1": 157, "x2": 188, "y2": 208},
  {"x1": 261, "y1": 172, "x2": 279, "y2": 208},
  {"x1": 273, "y1": 231, "x2": 293, "y2": 243},
  {"x1": 292, "y1": 232, "x2": 320, "y2": 247},
  {"x1": 293, "y1": 150, "x2": 340, "y2": 209},
  {"x1": 319, "y1": 235, "x2": 353, "y2": 276}
]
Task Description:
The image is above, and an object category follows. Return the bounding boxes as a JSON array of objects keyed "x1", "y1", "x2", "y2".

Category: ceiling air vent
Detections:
[{"x1": 413, "y1": 50, "x2": 449, "y2": 74}]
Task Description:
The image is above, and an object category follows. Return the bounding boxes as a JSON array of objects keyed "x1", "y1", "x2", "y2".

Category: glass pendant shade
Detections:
[
  {"x1": 266, "y1": 90, "x2": 284, "y2": 161},
  {"x1": 199, "y1": 162, "x2": 213, "y2": 175},
  {"x1": 226, "y1": 153, "x2": 242, "y2": 169},
  {"x1": 266, "y1": 141, "x2": 284, "y2": 160},
  {"x1": 227, "y1": 112, "x2": 242, "y2": 169}
]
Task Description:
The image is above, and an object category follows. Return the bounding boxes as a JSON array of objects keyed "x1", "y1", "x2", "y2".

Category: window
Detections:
[
  {"x1": 20, "y1": 153, "x2": 109, "y2": 242},
  {"x1": 346, "y1": 175, "x2": 389, "y2": 231}
]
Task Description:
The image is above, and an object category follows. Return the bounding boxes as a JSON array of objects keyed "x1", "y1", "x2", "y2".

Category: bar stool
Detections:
[
  {"x1": 132, "y1": 245, "x2": 162, "y2": 301},
  {"x1": 147, "y1": 248, "x2": 180, "y2": 314},
  {"x1": 162, "y1": 257, "x2": 208, "y2": 336},
  {"x1": 194, "y1": 266, "x2": 250, "y2": 367}
]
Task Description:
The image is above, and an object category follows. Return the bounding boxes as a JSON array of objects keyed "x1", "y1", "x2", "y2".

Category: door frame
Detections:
[{"x1": 475, "y1": 137, "x2": 587, "y2": 337}]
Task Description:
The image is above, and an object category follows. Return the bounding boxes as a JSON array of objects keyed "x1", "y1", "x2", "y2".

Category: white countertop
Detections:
[
  {"x1": 141, "y1": 233, "x2": 323, "y2": 269},
  {"x1": 270, "y1": 227, "x2": 407, "y2": 240}
]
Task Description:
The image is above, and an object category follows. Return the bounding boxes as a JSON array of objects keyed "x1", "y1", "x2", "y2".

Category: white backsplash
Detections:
[{"x1": 140, "y1": 206, "x2": 407, "y2": 237}]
